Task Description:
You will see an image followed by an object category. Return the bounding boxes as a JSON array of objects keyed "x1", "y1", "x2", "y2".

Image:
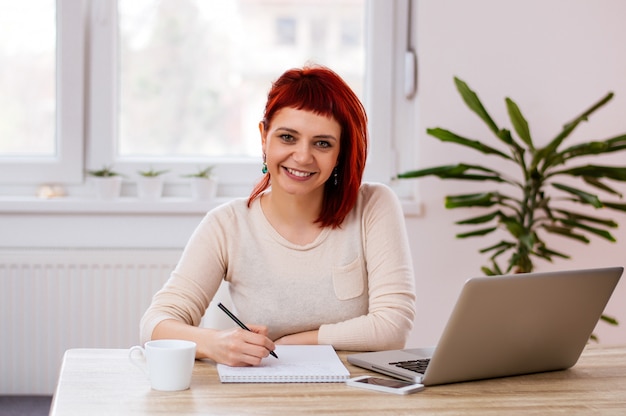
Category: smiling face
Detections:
[{"x1": 261, "y1": 107, "x2": 341, "y2": 200}]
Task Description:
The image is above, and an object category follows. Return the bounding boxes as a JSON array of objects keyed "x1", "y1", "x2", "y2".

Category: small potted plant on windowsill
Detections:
[
  {"x1": 137, "y1": 167, "x2": 169, "y2": 200},
  {"x1": 183, "y1": 166, "x2": 217, "y2": 201},
  {"x1": 87, "y1": 165, "x2": 124, "y2": 200}
]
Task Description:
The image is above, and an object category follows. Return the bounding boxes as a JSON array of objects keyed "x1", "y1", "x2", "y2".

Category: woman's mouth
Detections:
[{"x1": 284, "y1": 167, "x2": 314, "y2": 178}]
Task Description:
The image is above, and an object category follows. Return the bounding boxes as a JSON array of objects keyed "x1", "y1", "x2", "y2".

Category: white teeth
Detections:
[{"x1": 286, "y1": 168, "x2": 312, "y2": 177}]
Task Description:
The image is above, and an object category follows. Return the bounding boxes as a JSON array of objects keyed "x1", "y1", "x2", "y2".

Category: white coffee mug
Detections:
[{"x1": 129, "y1": 339, "x2": 196, "y2": 391}]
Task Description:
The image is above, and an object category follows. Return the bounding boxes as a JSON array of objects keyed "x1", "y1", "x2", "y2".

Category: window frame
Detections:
[{"x1": 0, "y1": 0, "x2": 86, "y2": 185}]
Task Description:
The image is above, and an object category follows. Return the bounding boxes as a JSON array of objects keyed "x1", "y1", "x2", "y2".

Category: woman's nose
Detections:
[{"x1": 292, "y1": 142, "x2": 313, "y2": 164}]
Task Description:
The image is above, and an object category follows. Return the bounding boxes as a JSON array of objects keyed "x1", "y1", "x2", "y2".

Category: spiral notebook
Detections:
[{"x1": 217, "y1": 345, "x2": 350, "y2": 383}]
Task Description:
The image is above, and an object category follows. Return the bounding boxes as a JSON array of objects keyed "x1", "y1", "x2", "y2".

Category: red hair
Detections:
[{"x1": 247, "y1": 65, "x2": 368, "y2": 228}]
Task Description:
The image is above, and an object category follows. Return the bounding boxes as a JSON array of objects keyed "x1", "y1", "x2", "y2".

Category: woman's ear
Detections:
[{"x1": 259, "y1": 121, "x2": 267, "y2": 149}]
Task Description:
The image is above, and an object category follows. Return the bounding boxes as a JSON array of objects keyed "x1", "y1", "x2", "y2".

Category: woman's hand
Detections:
[
  {"x1": 152, "y1": 319, "x2": 276, "y2": 367},
  {"x1": 210, "y1": 324, "x2": 276, "y2": 366}
]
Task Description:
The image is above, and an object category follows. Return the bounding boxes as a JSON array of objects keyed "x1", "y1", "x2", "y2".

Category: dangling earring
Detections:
[
  {"x1": 333, "y1": 167, "x2": 338, "y2": 186},
  {"x1": 262, "y1": 154, "x2": 268, "y2": 174}
]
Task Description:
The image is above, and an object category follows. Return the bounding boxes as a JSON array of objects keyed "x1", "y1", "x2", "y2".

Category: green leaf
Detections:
[
  {"x1": 455, "y1": 210, "x2": 502, "y2": 225},
  {"x1": 505, "y1": 98, "x2": 533, "y2": 149},
  {"x1": 454, "y1": 77, "x2": 500, "y2": 135},
  {"x1": 481, "y1": 266, "x2": 497, "y2": 276},
  {"x1": 531, "y1": 242, "x2": 555, "y2": 261},
  {"x1": 538, "y1": 92, "x2": 614, "y2": 171},
  {"x1": 553, "y1": 209, "x2": 618, "y2": 228},
  {"x1": 536, "y1": 245, "x2": 570, "y2": 260},
  {"x1": 582, "y1": 177, "x2": 623, "y2": 198},
  {"x1": 543, "y1": 225, "x2": 590, "y2": 243},
  {"x1": 479, "y1": 240, "x2": 516, "y2": 254},
  {"x1": 552, "y1": 134, "x2": 626, "y2": 164},
  {"x1": 397, "y1": 163, "x2": 509, "y2": 183},
  {"x1": 552, "y1": 165, "x2": 626, "y2": 181},
  {"x1": 551, "y1": 182, "x2": 603, "y2": 208},
  {"x1": 603, "y1": 202, "x2": 626, "y2": 212},
  {"x1": 560, "y1": 219, "x2": 617, "y2": 242},
  {"x1": 558, "y1": 141, "x2": 609, "y2": 161},
  {"x1": 606, "y1": 133, "x2": 626, "y2": 146},
  {"x1": 87, "y1": 165, "x2": 121, "y2": 177},
  {"x1": 138, "y1": 167, "x2": 169, "y2": 177},
  {"x1": 445, "y1": 192, "x2": 498, "y2": 208},
  {"x1": 396, "y1": 164, "x2": 462, "y2": 179},
  {"x1": 489, "y1": 247, "x2": 513, "y2": 260},
  {"x1": 600, "y1": 314, "x2": 619, "y2": 326},
  {"x1": 532, "y1": 251, "x2": 553, "y2": 262},
  {"x1": 182, "y1": 166, "x2": 215, "y2": 178},
  {"x1": 456, "y1": 227, "x2": 498, "y2": 238},
  {"x1": 426, "y1": 128, "x2": 513, "y2": 160}
]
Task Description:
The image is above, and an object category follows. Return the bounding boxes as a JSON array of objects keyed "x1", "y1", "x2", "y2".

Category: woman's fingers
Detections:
[{"x1": 215, "y1": 328, "x2": 275, "y2": 366}]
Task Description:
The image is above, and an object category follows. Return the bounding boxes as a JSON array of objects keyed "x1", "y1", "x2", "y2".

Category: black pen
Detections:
[{"x1": 217, "y1": 302, "x2": 278, "y2": 359}]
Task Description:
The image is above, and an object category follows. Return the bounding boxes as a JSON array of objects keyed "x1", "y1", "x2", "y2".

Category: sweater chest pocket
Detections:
[{"x1": 332, "y1": 258, "x2": 365, "y2": 300}]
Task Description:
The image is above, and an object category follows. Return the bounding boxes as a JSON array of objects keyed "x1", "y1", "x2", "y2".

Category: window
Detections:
[
  {"x1": 0, "y1": 0, "x2": 418, "y2": 202},
  {"x1": 0, "y1": 0, "x2": 85, "y2": 185},
  {"x1": 0, "y1": 1, "x2": 55, "y2": 157},
  {"x1": 115, "y1": 0, "x2": 363, "y2": 160}
]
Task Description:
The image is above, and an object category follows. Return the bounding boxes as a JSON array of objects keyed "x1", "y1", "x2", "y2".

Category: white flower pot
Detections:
[
  {"x1": 93, "y1": 176, "x2": 122, "y2": 200},
  {"x1": 190, "y1": 177, "x2": 217, "y2": 201},
  {"x1": 137, "y1": 176, "x2": 164, "y2": 200}
]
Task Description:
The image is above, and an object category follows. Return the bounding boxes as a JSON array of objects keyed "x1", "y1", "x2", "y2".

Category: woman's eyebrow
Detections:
[
  {"x1": 313, "y1": 133, "x2": 339, "y2": 141},
  {"x1": 275, "y1": 127, "x2": 338, "y2": 141},
  {"x1": 275, "y1": 127, "x2": 299, "y2": 134}
]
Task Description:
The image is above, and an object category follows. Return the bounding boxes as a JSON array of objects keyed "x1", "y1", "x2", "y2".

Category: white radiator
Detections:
[{"x1": 0, "y1": 248, "x2": 182, "y2": 395}]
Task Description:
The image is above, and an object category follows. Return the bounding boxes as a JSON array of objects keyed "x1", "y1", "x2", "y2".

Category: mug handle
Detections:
[{"x1": 128, "y1": 345, "x2": 148, "y2": 376}]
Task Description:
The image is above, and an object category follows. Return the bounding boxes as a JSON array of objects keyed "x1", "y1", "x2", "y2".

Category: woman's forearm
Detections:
[{"x1": 275, "y1": 330, "x2": 319, "y2": 345}]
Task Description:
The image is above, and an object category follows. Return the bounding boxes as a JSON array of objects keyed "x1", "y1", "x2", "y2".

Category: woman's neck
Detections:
[{"x1": 260, "y1": 190, "x2": 324, "y2": 245}]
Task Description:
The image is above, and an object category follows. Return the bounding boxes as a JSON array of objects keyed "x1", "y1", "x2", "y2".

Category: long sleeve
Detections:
[{"x1": 317, "y1": 183, "x2": 416, "y2": 350}]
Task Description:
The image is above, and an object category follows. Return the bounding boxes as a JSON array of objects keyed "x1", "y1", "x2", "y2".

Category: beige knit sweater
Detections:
[{"x1": 140, "y1": 182, "x2": 416, "y2": 351}]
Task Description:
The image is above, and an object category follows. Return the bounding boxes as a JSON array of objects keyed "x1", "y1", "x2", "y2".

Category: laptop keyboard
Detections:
[{"x1": 389, "y1": 358, "x2": 430, "y2": 374}]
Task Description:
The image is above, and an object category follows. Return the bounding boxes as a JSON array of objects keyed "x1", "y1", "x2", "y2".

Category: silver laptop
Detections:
[{"x1": 348, "y1": 266, "x2": 623, "y2": 386}]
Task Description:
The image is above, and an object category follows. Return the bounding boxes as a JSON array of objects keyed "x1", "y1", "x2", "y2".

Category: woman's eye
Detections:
[
  {"x1": 280, "y1": 134, "x2": 294, "y2": 142},
  {"x1": 315, "y1": 140, "x2": 331, "y2": 148}
]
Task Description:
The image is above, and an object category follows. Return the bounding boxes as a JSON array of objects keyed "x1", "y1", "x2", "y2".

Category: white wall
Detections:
[{"x1": 405, "y1": 0, "x2": 626, "y2": 347}]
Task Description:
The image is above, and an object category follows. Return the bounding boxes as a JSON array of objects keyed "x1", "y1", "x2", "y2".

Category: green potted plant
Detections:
[
  {"x1": 87, "y1": 165, "x2": 124, "y2": 200},
  {"x1": 137, "y1": 167, "x2": 169, "y2": 200},
  {"x1": 397, "y1": 78, "x2": 626, "y2": 337},
  {"x1": 183, "y1": 166, "x2": 217, "y2": 201}
]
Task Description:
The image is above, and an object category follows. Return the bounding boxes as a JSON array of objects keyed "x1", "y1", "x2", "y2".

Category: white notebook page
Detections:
[{"x1": 217, "y1": 345, "x2": 350, "y2": 383}]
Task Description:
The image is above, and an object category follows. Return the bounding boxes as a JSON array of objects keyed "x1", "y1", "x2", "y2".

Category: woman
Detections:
[{"x1": 140, "y1": 65, "x2": 416, "y2": 366}]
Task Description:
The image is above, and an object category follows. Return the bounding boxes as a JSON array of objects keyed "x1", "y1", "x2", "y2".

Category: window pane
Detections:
[
  {"x1": 117, "y1": 0, "x2": 365, "y2": 159},
  {"x1": 0, "y1": 0, "x2": 56, "y2": 157}
]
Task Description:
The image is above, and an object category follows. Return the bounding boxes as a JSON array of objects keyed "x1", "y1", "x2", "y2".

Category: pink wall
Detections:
[{"x1": 406, "y1": 0, "x2": 626, "y2": 347}]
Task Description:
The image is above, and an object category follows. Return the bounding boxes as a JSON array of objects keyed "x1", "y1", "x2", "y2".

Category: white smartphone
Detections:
[{"x1": 346, "y1": 376, "x2": 425, "y2": 395}]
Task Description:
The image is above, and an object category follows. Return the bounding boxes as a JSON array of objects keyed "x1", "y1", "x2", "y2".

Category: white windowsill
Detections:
[
  {"x1": 0, "y1": 195, "x2": 422, "y2": 216},
  {"x1": 0, "y1": 196, "x2": 226, "y2": 215}
]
